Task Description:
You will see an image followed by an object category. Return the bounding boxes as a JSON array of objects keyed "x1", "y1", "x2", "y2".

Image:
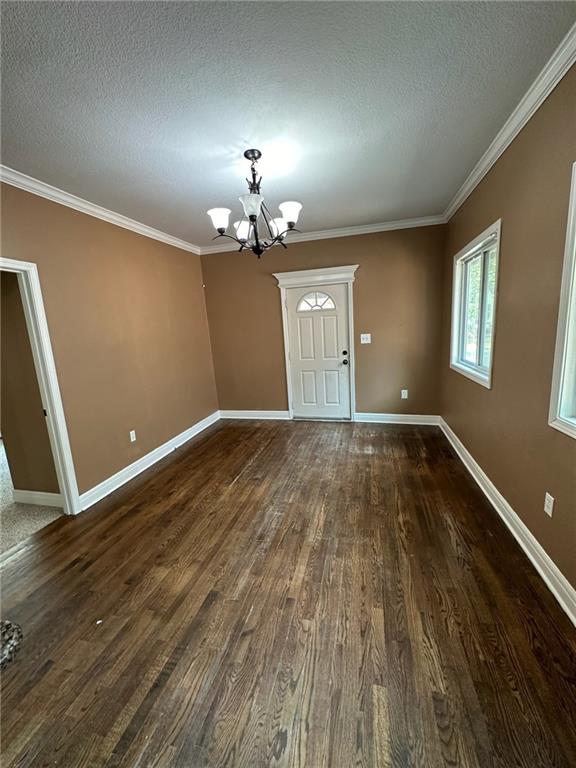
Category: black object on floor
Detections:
[{"x1": 1, "y1": 619, "x2": 23, "y2": 669}]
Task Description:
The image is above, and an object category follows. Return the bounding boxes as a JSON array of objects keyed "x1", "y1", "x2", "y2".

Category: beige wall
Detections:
[
  {"x1": 441, "y1": 66, "x2": 576, "y2": 588},
  {"x1": 1, "y1": 271, "x2": 59, "y2": 492},
  {"x1": 0, "y1": 184, "x2": 218, "y2": 494},
  {"x1": 201, "y1": 226, "x2": 446, "y2": 414}
]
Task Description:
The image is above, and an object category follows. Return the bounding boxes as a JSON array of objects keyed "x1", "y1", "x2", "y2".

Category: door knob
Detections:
[{"x1": 342, "y1": 359, "x2": 349, "y2": 365}]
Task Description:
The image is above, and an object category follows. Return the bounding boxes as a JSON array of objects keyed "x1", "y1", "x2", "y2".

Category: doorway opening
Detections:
[
  {"x1": 274, "y1": 265, "x2": 358, "y2": 420},
  {"x1": 0, "y1": 439, "x2": 61, "y2": 553},
  {"x1": 0, "y1": 259, "x2": 79, "y2": 554}
]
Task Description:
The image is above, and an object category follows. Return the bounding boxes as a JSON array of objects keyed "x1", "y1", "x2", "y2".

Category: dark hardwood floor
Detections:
[{"x1": 1, "y1": 421, "x2": 575, "y2": 767}]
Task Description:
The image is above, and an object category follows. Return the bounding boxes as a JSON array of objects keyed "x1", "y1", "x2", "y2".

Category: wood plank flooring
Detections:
[{"x1": 1, "y1": 420, "x2": 575, "y2": 767}]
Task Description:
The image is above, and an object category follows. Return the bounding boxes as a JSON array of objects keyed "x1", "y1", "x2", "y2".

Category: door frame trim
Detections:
[
  {"x1": 1, "y1": 257, "x2": 81, "y2": 515},
  {"x1": 273, "y1": 265, "x2": 359, "y2": 420}
]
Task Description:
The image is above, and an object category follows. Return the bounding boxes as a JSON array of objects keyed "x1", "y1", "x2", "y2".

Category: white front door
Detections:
[{"x1": 286, "y1": 283, "x2": 351, "y2": 419}]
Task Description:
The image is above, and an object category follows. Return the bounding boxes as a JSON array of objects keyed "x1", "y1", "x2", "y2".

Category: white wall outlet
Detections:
[
  {"x1": 401, "y1": 389, "x2": 409, "y2": 400},
  {"x1": 544, "y1": 492, "x2": 554, "y2": 517},
  {"x1": 129, "y1": 430, "x2": 137, "y2": 443},
  {"x1": 360, "y1": 333, "x2": 371, "y2": 344}
]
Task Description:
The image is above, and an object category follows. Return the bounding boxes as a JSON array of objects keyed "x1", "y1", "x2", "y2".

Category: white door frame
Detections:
[
  {"x1": 1, "y1": 258, "x2": 80, "y2": 515},
  {"x1": 273, "y1": 265, "x2": 359, "y2": 420}
]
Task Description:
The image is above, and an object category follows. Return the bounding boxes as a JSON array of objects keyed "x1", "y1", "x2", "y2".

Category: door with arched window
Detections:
[{"x1": 286, "y1": 283, "x2": 351, "y2": 419}]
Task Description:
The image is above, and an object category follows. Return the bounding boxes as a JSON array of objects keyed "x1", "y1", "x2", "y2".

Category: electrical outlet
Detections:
[
  {"x1": 129, "y1": 430, "x2": 137, "y2": 443},
  {"x1": 401, "y1": 389, "x2": 409, "y2": 400},
  {"x1": 544, "y1": 492, "x2": 554, "y2": 517},
  {"x1": 360, "y1": 333, "x2": 371, "y2": 344}
]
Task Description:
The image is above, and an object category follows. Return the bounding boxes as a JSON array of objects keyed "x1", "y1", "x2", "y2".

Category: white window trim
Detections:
[
  {"x1": 450, "y1": 219, "x2": 502, "y2": 389},
  {"x1": 549, "y1": 163, "x2": 576, "y2": 440}
]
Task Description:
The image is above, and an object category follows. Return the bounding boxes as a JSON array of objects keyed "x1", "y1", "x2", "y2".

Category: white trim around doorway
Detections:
[
  {"x1": 1, "y1": 258, "x2": 81, "y2": 515},
  {"x1": 273, "y1": 265, "x2": 359, "y2": 420}
]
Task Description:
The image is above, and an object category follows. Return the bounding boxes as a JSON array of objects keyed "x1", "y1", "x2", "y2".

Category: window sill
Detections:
[
  {"x1": 549, "y1": 416, "x2": 576, "y2": 440},
  {"x1": 450, "y1": 361, "x2": 492, "y2": 389}
]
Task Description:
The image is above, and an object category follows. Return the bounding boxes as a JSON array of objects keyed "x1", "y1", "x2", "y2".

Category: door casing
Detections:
[
  {"x1": 1, "y1": 257, "x2": 80, "y2": 515},
  {"x1": 273, "y1": 265, "x2": 359, "y2": 420}
]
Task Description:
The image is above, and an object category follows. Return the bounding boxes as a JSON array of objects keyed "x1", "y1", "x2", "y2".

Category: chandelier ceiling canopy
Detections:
[{"x1": 207, "y1": 149, "x2": 302, "y2": 258}]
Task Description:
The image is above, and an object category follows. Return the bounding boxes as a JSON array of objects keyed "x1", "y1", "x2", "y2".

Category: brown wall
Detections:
[
  {"x1": 0, "y1": 184, "x2": 218, "y2": 494},
  {"x1": 1, "y1": 272, "x2": 59, "y2": 492},
  {"x1": 441, "y1": 66, "x2": 576, "y2": 588},
  {"x1": 201, "y1": 226, "x2": 446, "y2": 414}
]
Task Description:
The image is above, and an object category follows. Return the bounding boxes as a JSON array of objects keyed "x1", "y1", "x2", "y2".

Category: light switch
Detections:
[{"x1": 360, "y1": 333, "x2": 371, "y2": 344}]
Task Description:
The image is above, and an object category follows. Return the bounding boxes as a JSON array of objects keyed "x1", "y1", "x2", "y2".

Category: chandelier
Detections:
[{"x1": 207, "y1": 149, "x2": 302, "y2": 258}]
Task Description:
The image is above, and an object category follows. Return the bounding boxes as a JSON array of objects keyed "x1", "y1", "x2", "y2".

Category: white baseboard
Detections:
[
  {"x1": 12, "y1": 490, "x2": 63, "y2": 507},
  {"x1": 79, "y1": 411, "x2": 220, "y2": 511},
  {"x1": 219, "y1": 410, "x2": 291, "y2": 420},
  {"x1": 439, "y1": 418, "x2": 576, "y2": 628},
  {"x1": 221, "y1": 411, "x2": 441, "y2": 424},
  {"x1": 354, "y1": 412, "x2": 442, "y2": 425}
]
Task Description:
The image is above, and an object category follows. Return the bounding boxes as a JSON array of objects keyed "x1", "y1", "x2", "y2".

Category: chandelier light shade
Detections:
[
  {"x1": 207, "y1": 148, "x2": 303, "y2": 257},
  {"x1": 278, "y1": 201, "x2": 302, "y2": 224},
  {"x1": 238, "y1": 193, "x2": 264, "y2": 218},
  {"x1": 207, "y1": 207, "x2": 231, "y2": 232},
  {"x1": 234, "y1": 220, "x2": 251, "y2": 240}
]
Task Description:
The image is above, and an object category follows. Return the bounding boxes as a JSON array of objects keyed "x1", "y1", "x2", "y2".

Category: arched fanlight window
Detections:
[{"x1": 297, "y1": 291, "x2": 336, "y2": 312}]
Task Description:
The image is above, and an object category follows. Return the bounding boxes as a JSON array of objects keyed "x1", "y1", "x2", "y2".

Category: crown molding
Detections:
[
  {"x1": 0, "y1": 165, "x2": 202, "y2": 255},
  {"x1": 2, "y1": 24, "x2": 573, "y2": 252},
  {"x1": 1, "y1": 164, "x2": 445, "y2": 255},
  {"x1": 199, "y1": 215, "x2": 447, "y2": 254},
  {"x1": 443, "y1": 21, "x2": 576, "y2": 221}
]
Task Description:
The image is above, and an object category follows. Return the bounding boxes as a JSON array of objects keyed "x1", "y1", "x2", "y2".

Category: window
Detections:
[
  {"x1": 450, "y1": 220, "x2": 501, "y2": 387},
  {"x1": 297, "y1": 291, "x2": 335, "y2": 312},
  {"x1": 549, "y1": 163, "x2": 576, "y2": 439}
]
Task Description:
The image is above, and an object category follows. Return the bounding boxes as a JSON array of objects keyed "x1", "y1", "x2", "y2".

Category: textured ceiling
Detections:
[{"x1": 2, "y1": 1, "x2": 575, "y2": 246}]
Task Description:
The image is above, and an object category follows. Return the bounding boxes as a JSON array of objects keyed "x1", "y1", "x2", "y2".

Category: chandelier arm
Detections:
[
  {"x1": 271, "y1": 226, "x2": 299, "y2": 249},
  {"x1": 210, "y1": 226, "x2": 300, "y2": 251},
  {"x1": 274, "y1": 226, "x2": 301, "y2": 243},
  {"x1": 262, "y1": 233, "x2": 287, "y2": 250},
  {"x1": 261, "y1": 202, "x2": 276, "y2": 239},
  {"x1": 211, "y1": 232, "x2": 245, "y2": 247}
]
